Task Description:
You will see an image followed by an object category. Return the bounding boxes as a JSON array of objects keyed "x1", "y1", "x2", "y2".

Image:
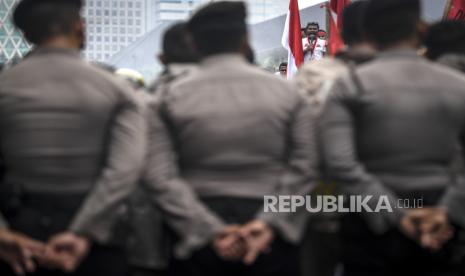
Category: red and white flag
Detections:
[
  {"x1": 444, "y1": 0, "x2": 465, "y2": 21},
  {"x1": 325, "y1": 0, "x2": 351, "y2": 56},
  {"x1": 281, "y1": 0, "x2": 304, "y2": 79},
  {"x1": 330, "y1": 0, "x2": 351, "y2": 29}
]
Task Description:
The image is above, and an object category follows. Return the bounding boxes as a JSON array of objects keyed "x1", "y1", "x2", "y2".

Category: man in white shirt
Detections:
[{"x1": 302, "y1": 22, "x2": 327, "y2": 62}]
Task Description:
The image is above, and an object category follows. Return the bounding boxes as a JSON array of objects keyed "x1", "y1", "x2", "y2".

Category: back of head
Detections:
[
  {"x1": 364, "y1": 0, "x2": 421, "y2": 49},
  {"x1": 13, "y1": 0, "x2": 82, "y2": 45},
  {"x1": 187, "y1": 1, "x2": 247, "y2": 57},
  {"x1": 162, "y1": 22, "x2": 200, "y2": 64},
  {"x1": 425, "y1": 20, "x2": 465, "y2": 60},
  {"x1": 342, "y1": 0, "x2": 369, "y2": 46}
]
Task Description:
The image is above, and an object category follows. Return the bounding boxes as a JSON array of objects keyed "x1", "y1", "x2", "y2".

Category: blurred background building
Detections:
[
  {"x1": 0, "y1": 0, "x2": 31, "y2": 65},
  {"x1": 83, "y1": 0, "x2": 158, "y2": 61},
  {"x1": 0, "y1": 0, "x2": 451, "y2": 75}
]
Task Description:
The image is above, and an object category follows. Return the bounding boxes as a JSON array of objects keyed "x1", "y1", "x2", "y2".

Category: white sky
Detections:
[{"x1": 299, "y1": 0, "x2": 327, "y2": 8}]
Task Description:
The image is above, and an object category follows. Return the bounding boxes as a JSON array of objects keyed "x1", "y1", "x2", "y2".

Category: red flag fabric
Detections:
[
  {"x1": 281, "y1": 0, "x2": 304, "y2": 79},
  {"x1": 327, "y1": 5, "x2": 345, "y2": 56},
  {"x1": 445, "y1": 0, "x2": 465, "y2": 21},
  {"x1": 330, "y1": 0, "x2": 351, "y2": 29}
]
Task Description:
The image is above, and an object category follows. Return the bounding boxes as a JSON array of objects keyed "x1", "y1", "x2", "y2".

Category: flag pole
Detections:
[
  {"x1": 443, "y1": 0, "x2": 453, "y2": 20},
  {"x1": 324, "y1": 2, "x2": 332, "y2": 55}
]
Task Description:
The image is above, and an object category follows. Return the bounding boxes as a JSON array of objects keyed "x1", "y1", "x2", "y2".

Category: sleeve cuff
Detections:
[
  {"x1": 173, "y1": 217, "x2": 226, "y2": 259},
  {"x1": 439, "y1": 188, "x2": 465, "y2": 228},
  {"x1": 0, "y1": 215, "x2": 8, "y2": 229}
]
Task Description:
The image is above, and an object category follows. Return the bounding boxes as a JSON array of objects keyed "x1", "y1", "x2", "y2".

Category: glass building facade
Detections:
[
  {"x1": 0, "y1": 0, "x2": 31, "y2": 64},
  {"x1": 83, "y1": 0, "x2": 157, "y2": 62}
]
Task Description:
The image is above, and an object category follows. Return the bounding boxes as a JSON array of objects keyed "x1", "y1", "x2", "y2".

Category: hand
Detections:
[
  {"x1": 39, "y1": 232, "x2": 90, "y2": 272},
  {"x1": 239, "y1": 220, "x2": 274, "y2": 265},
  {"x1": 0, "y1": 229, "x2": 45, "y2": 275},
  {"x1": 400, "y1": 208, "x2": 453, "y2": 251},
  {"x1": 213, "y1": 225, "x2": 246, "y2": 261}
]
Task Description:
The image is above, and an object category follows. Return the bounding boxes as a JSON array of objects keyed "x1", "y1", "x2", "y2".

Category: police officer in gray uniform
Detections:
[
  {"x1": 0, "y1": 0, "x2": 146, "y2": 275},
  {"x1": 319, "y1": 0, "x2": 465, "y2": 275},
  {"x1": 127, "y1": 22, "x2": 201, "y2": 276},
  {"x1": 153, "y1": 2, "x2": 317, "y2": 275}
]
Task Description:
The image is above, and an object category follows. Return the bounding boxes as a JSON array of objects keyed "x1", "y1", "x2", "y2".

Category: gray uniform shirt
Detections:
[
  {"x1": 155, "y1": 54, "x2": 318, "y2": 243},
  {"x1": 319, "y1": 49, "x2": 465, "y2": 233},
  {"x1": 0, "y1": 48, "x2": 147, "y2": 243}
]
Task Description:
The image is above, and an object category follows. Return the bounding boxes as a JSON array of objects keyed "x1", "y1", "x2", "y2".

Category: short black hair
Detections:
[
  {"x1": 425, "y1": 20, "x2": 465, "y2": 60},
  {"x1": 341, "y1": 0, "x2": 368, "y2": 46},
  {"x1": 162, "y1": 22, "x2": 199, "y2": 64},
  {"x1": 364, "y1": 0, "x2": 421, "y2": 48},
  {"x1": 279, "y1": 62, "x2": 288, "y2": 68},
  {"x1": 306, "y1": 22, "x2": 320, "y2": 29},
  {"x1": 188, "y1": 1, "x2": 247, "y2": 57},
  {"x1": 13, "y1": 1, "x2": 82, "y2": 44}
]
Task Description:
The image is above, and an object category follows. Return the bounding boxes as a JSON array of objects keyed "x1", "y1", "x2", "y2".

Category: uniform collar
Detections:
[
  {"x1": 201, "y1": 53, "x2": 247, "y2": 67},
  {"x1": 376, "y1": 48, "x2": 420, "y2": 59},
  {"x1": 168, "y1": 63, "x2": 197, "y2": 75},
  {"x1": 28, "y1": 47, "x2": 81, "y2": 58}
]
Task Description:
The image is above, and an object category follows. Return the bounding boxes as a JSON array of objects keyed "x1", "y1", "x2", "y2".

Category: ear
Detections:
[
  {"x1": 76, "y1": 18, "x2": 85, "y2": 35},
  {"x1": 158, "y1": 54, "x2": 168, "y2": 65},
  {"x1": 240, "y1": 34, "x2": 250, "y2": 52},
  {"x1": 76, "y1": 18, "x2": 86, "y2": 49},
  {"x1": 417, "y1": 20, "x2": 429, "y2": 41}
]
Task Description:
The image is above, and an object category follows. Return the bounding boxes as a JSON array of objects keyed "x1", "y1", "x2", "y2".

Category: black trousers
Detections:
[
  {"x1": 340, "y1": 213, "x2": 461, "y2": 276},
  {"x1": 169, "y1": 197, "x2": 300, "y2": 276},
  {"x1": 128, "y1": 266, "x2": 168, "y2": 276},
  {"x1": 0, "y1": 193, "x2": 127, "y2": 276}
]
